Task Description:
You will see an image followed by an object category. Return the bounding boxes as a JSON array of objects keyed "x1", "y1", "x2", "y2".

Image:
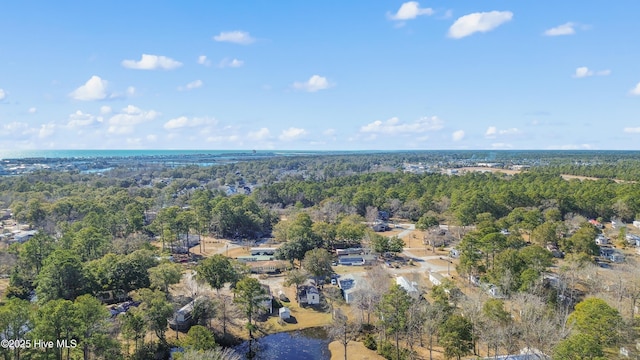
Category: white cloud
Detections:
[
  {"x1": 624, "y1": 127, "x2": 640, "y2": 133},
  {"x1": 248, "y1": 128, "x2": 271, "y2": 141},
  {"x1": 452, "y1": 130, "x2": 465, "y2": 141},
  {"x1": 69, "y1": 75, "x2": 111, "y2": 101},
  {"x1": 126, "y1": 86, "x2": 136, "y2": 96},
  {"x1": 573, "y1": 67, "x2": 611, "y2": 78},
  {"x1": 0, "y1": 122, "x2": 29, "y2": 136},
  {"x1": 28, "y1": 107, "x2": 37, "y2": 114},
  {"x1": 442, "y1": 10, "x2": 453, "y2": 19},
  {"x1": 66, "y1": 110, "x2": 102, "y2": 128},
  {"x1": 213, "y1": 31, "x2": 255, "y2": 45},
  {"x1": 388, "y1": 1, "x2": 434, "y2": 20},
  {"x1": 38, "y1": 124, "x2": 55, "y2": 139},
  {"x1": 219, "y1": 58, "x2": 244, "y2": 68},
  {"x1": 147, "y1": 134, "x2": 157, "y2": 142},
  {"x1": 448, "y1": 11, "x2": 513, "y2": 39},
  {"x1": 544, "y1": 22, "x2": 576, "y2": 36},
  {"x1": 0, "y1": 89, "x2": 6, "y2": 100},
  {"x1": 491, "y1": 143, "x2": 513, "y2": 149},
  {"x1": 197, "y1": 55, "x2": 211, "y2": 66},
  {"x1": 178, "y1": 80, "x2": 203, "y2": 91},
  {"x1": 485, "y1": 126, "x2": 521, "y2": 138},
  {"x1": 323, "y1": 128, "x2": 336, "y2": 136},
  {"x1": 360, "y1": 116, "x2": 444, "y2": 134},
  {"x1": 292, "y1": 75, "x2": 333, "y2": 92},
  {"x1": 121, "y1": 54, "x2": 182, "y2": 70},
  {"x1": 100, "y1": 106, "x2": 112, "y2": 115},
  {"x1": 629, "y1": 82, "x2": 640, "y2": 96},
  {"x1": 108, "y1": 105, "x2": 160, "y2": 134},
  {"x1": 279, "y1": 127, "x2": 308, "y2": 141},
  {"x1": 163, "y1": 116, "x2": 215, "y2": 130},
  {"x1": 549, "y1": 144, "x2": 594, "y2": 150},
  {"x1": 449, "y1": 11, "x2": 513, "y2": 39}
]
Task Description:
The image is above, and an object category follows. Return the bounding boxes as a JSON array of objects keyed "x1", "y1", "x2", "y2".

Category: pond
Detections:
[{"x1": 234, "y1": 327, "x2": 331, "y2": 360}]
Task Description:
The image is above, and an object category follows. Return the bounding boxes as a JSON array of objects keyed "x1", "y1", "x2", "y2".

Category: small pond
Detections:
[{"x1": 234, "y1": 327, "x2": 330, "y2": 360}]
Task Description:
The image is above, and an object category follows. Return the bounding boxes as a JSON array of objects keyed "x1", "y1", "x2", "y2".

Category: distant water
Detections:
[
  {"x1": 235, "y1": 328, "x2": 330, "y2": 360},
  {"x1": 0, "y1": 149, "x2": 336, "y2": 160}
]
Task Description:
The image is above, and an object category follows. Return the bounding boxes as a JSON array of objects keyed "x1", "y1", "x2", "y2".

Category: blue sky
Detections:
[{"x1": 1, "y1": 1, "x2": 640, "y2": 151}]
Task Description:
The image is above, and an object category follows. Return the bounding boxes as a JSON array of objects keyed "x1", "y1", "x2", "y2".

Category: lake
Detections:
[{"x1": 235, "y1": 327, "x2": 331, "y2": 360}]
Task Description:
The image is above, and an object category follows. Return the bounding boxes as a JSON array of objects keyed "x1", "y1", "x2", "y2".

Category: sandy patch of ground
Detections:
[
  {"x1": 329, "y1": 341, "x2": 384, "y2": 360},
  {"x1": 459, "y1": 167, "x2": 521, "y2": 175},
  {"x1": 560, "y1": 174, "x2": 633, "y2": 184}
]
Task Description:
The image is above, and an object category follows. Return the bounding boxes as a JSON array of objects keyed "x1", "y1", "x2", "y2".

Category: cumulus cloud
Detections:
[
  {"x1": 177, "y1": 80, "x2": 203, "y2": 91},
  {"x1": 213, "y1": 31, "x2": 255, "y2": 45},
  {"x1": 38, "y1": 124, "x2": 55, "y2": 139},
  {"x1": 452, "y1": 130, "x2": 465, "y2": 141},
  {"x1": 0, "y1": 89, "x2": 6, "y2": 100},
  {"x1": 66, "y1": 110, "x2": 103, "y2": 128},
  {"x1": 69, "y1": 75, "x2": 111, "y2": 101},
  {"x1": 388, "y1": 1, "x2": 434, "y2": 20},
  {"x1": 248, "y1": 128, "x2": 271, "y2": 141},
  {"x1": 544, "y1": 22, "x2": 576, "y2": 36},
  {"x1": 624, "y1": 127, "x2": 640, "y2": 133},
  {"x1": 121, "y1": 54, "x2": 182, "y2": 70},
  {"x1": 107, "y1": 105, "x2": 160, "y2": 134},
  {"x1": 292, "y1": 75, "x2": 333, "y2": 92},
  {"x1": 197, "y1": 55, "x2": 211, "y2": 66},
  {"x1": 360, "y1": 116, "x2": 444, "y2": 134},
  {"x1": 100, "y1": 106, "x2": 112, "y2": 115},
  {"x1": 448, "y1": 11, "x2": 513, "y2": 39},
  {"x1": 28, "y1": 107, "x2": 37, "y2": 114},
  {"x1": 323, "y1": 128, "x2": 336, "y2": 136},
  {"x1": 573, "y1": 67, "x2": 611, "y2": 78},
  {"x1": 279, "y1": 127, "x2": 308, "y2": 141},
  {"x1": 629, "y1": 82, "x2": 640, "y2": 96},
  {"x1": 126, "y1": 86, "x2": 136, "y2": 96},
  {"x1": 219, "y1": 58, "x2": 244, "y2": 68},
  {"x1": 163, "y1": 116, "x2": 215, "y2": 130},
  {"x1": 0, "y1": 122, "x2": 29, "y2": 136},
  {"x1": 485, "y1": 126, "x2": 521, "y2": 138}
]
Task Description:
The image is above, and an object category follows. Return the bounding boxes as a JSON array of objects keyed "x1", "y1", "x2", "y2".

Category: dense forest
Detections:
[{"x1": 1, "y1": 152, "x2": 640, "y2": 359}]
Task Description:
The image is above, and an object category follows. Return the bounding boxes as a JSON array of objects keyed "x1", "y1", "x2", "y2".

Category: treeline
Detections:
[{"x1": 256, "y1": 171, "x2": 640, "y2": 223}]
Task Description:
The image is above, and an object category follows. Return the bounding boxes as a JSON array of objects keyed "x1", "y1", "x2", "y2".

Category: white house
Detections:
[
  {"x1": 396, "y1": 276, "x2": 419, "y2": 295},
  {"x1": 299, "y1": 285, "x2": 320, "y2": 305},
  {"x1": 338, "y1": 274, "x2": 361, "y2": 304}
]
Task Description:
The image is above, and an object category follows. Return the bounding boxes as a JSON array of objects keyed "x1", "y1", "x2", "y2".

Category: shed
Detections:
[{"x1": 279, "y1": 307, "x2": 291, "y2": 320}]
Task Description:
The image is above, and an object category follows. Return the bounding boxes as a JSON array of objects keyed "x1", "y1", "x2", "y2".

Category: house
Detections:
[
  {"x1": 335, "y1": 248, "x2": 363, "y2": 256},
  {"x1": 449, "y1": 249, "x2": 460, "y2": 258},
  {"x1": 338, "y1": 274, "x2": 362, "y2": 304},
  {"x1": 250, "y1": 247, "x2": 277, "y2": 256},
  {"x1": 299, "y1": 285, "x2": 320, "y2": 306},
  {"x1": 600, "y1": 247, "x2": 615, "y2": 258},
  {"x1": 338, "y1": 256, "x2": 365, "y2": 266},
  {"x1": 609, "y1": 252, "x2": 625, "y2": 263},
  {"x1": 169, "y1": 300, "x2": 196, "y2": 331},
  {"x1": 372, "y1": 222, "x2": 390, "y2": 232},
  {"x1": 378, "y1": 211, "x2": 390, "y2": 221},
  {"x1": 237, "y1": 255, "x2": 275, "y2": 263},
  {"x1": 11, "y1": 230, "x2": 37, "y2": 244},
  {"x1": 279, "y1": 307, "x2": 291, "y2": 320},
  {"x1": 589, "y1": 219, "x2": 604, "y2": 229},
  {"x1": 469, "y1": 275, "x2": 481, "y2": 287},
  {"x1": 595, "y1": 235, "x2": 608, "y2": 245},
  {"x1": 633, "y1": 220, "x2": 640, "y2": 229},
  {"x1": 396, "y1": 276, "x2": 419, "y2": 295},
  {"x1": 429, "y1": 272, "x2": 445, "y2": 286}
]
